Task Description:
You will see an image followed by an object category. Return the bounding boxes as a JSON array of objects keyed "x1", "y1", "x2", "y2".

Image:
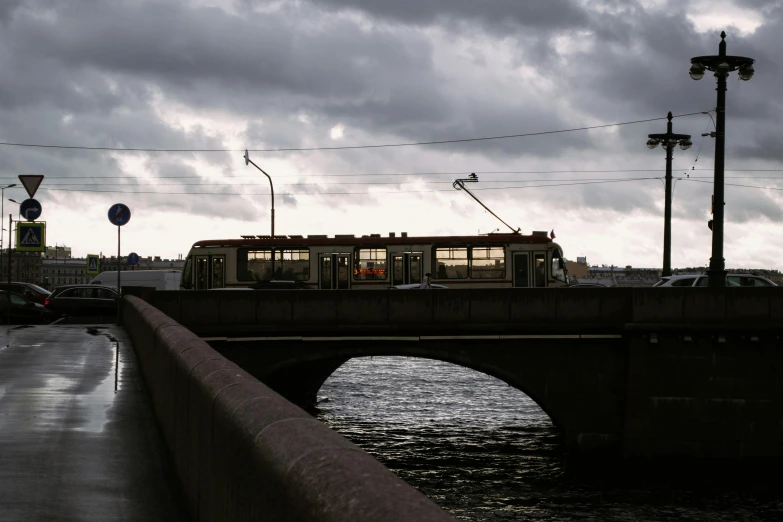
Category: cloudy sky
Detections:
[{"x1": 1, "y1": 0, "x2": 781, "y2": 269}]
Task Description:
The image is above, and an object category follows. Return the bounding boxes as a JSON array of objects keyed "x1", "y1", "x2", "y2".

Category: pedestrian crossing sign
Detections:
[
  {"x1": 87, "y1": 254, "x2": 100, "y2": 275},
  {"x1": 16, "y1": 222, "x2": 45, "y2": 252}
]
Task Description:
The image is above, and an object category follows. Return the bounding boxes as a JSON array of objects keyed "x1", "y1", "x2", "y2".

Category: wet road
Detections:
[
  {"x1": 0, "y1": 325, "x2": 187, "y2": 522},
  {"x1": 317, "y1": 356, "x2": 783, "y2": 521}
]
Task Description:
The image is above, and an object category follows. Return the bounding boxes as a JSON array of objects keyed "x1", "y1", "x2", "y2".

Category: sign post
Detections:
[
  {"x1": 18, "y1": 175, "x2": 44, "y2": 199},
  {"x1": 7, "y1": 214, "x2": 10, "y2": 326},
  {"x1": 19, "y1": 199, "x2": 42, "y2": 221},
  {"x1": 108, "y1": 203, "x2": 131, "y2": 325},
  {"x1": 16, "y1": 222, "x2": 46, "y2": 252},
  {"x1": 86, "y1": 254, "x2": 100, "y2": 277}
]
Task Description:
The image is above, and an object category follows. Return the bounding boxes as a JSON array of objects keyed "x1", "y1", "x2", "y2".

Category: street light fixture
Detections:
[
  {"x1": 646, "y1": 112, "x2": 692, "y2": 277},
  {"x1": 690, "y1": 31, "x2": 754, "y2": 287},
  {"x1": 243, "y1": 149, "x2": 277, "y2": 279},
  {"x1": 8, "y1": 198, "x2": 21, "y2": 219}
]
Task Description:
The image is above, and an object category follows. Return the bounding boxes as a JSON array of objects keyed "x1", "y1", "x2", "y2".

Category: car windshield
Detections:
[
  {"x1": 25, "y1": 284, "x2": 51, "y2": 294},
  {"x1": 670, "y1": 277, "x2": 697, "y2": 287}
]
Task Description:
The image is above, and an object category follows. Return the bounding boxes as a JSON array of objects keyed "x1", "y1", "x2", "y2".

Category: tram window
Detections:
[
  {"x1": 353, "y1": 248, "x2": 387, "y2": 280},
  {"x1": 551, "y1": 250, "x2": 567, "y2": 283},
  {"x1": 238, "y1": 248, "x2": 310, "y2": 281},
  {"x1": 435, "y1": 247, "x2": 468, "y2": 279},
  {"x1": 212, "y1": 257, "x2": 225, "y2": 288},
  {"x1": 470, "y1": 247, "x2": 505, "y2": 279},
  {"x1": 533, "y1": 253, "x2": 547, "y2": 287},
  {"x1": 182, "y1": 256, "x2": 193, "y2": 289}
]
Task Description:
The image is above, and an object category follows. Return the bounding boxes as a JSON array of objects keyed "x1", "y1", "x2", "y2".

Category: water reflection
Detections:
[{"x1": 317, "y1": 356, "x2": 782, "y2": 521}]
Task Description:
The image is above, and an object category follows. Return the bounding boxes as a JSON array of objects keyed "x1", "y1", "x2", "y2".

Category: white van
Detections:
[{"x1": 90, "y1": 270, "x2": 181, "y2": 291}]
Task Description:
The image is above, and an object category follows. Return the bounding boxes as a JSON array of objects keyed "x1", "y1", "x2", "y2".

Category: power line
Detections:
[
  {"x1": 3, "y1": 168, "x2": 783, "y2": 182},
  {"x1": 25, "y1": 175, "x2": 783, "y2": 188},
  {"x1": 33, "y1": 176, "x2": 663, "y2": 187},
  {"x1": 0, "y1": 111, "x2": 708, "y2": 153},
  {"x1": 682, "y1": 179, "x2": 783, "y2": 192},
  {"x1": 35, "y1": 177, "x2": 661, "y2": 196}
]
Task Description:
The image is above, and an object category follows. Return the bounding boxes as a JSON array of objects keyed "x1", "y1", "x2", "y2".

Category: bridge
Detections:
[{"x1": 128, "y1": 287, "x2": 783, "y2": 461}]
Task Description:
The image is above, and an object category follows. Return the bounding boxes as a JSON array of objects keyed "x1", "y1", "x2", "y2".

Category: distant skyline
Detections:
[{"x1": 1, "y1": 0, "x2": 781, "y2": 269}]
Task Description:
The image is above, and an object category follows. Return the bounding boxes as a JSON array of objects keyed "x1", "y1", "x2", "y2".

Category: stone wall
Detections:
[{"x1": 122, "y1": 295, "x2": 455, "y2": 522}]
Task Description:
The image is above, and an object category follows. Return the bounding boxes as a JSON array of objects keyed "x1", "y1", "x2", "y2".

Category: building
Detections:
[
  {"x1": 41, "y1": 255, "x2": 185, "y2": 288},
  {"x1": 0, "y1": 244, "x2": 186, "y2": 288},
  {"x1": 44, "y1": 245, "x2": 72, "y2": 260},
  {"x1": 0, "y1": 250, "x2": 44, "y2": 285}
]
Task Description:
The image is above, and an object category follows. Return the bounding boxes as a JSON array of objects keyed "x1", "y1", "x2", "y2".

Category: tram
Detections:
[{"x1": 180, "y1": 231, "x2": 569, "y2": 290}]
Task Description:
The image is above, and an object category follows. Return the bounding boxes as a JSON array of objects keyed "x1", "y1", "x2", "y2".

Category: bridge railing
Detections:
[
  {"x1": 138, "y1": 287, "x2": 783, "y2": 336},
  {"x1": 122, "y1": 295, "x2": 456, "y2": 522}
]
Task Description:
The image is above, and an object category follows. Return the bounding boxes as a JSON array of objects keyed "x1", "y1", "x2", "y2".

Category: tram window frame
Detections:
[
  {"x1": 237, "y1": 248, "x2": 310, "y2": 281},
  {"x1": 353, "y1": 247, "x2": 388, "y2": 280},
  {"x1": 469, "y1": 246, "x2": 506, "y2": 279},
  {"x1": 434, "y1": 246, "x2": 469, "y2": 279}
]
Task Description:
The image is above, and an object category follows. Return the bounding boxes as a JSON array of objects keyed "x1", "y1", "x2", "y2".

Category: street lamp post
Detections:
[
  {"x1": 0, "y1": 184, "x2": 16, "y2": 279},
  {"x1": 690, "y1": 31, "x2": 754, "y2": 287},
  {"x1": 243, "y1": 150, "x2": 276, "y2": 279},
  {"x1": 646, "y1": 112, "x2": 692, "y2": 277}
]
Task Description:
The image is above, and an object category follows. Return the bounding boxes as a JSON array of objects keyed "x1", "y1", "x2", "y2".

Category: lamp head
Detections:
[
  {"x1": 679, "y1": 138, "x2": 693, "y2": 151},
  {"x1": 738, "y1": 63, "x2": 754, "y2": 81},
  {"x1": 689, "y1": 62, "x2": 705, "y2": 80},
  {"x1": 646, "y1": 138, "x2": 660, "y2": 149},
  {"x1": 244, "y1": 149, "x2": 250, "y2": 165}
]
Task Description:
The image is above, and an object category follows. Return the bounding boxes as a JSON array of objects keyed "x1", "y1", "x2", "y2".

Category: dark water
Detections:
[{"x1": 316, "y1": 356, "x2": 782, "y2": 521}]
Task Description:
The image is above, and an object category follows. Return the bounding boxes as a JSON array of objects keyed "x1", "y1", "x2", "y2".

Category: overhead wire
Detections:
[
  {"x1": 681, "y1": 179, "x2": 783, "y2": 192},
  {"x1": 3, "y1": 168, "x2": 783, "y2": 183},
  {"x1": 35, "y1": 177, "x2": 663, "y2": 196},
  {"x1": 0, "y1": 111, "x2": 708, "y2": 153}
]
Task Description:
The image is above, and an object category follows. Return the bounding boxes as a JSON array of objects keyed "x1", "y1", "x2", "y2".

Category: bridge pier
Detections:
[{"x1": 623, "y1": 330, "x2": 783, "y2": 461}]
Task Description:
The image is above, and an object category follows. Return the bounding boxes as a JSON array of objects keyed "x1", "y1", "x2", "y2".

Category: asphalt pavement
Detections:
[{"x1": 0, "y1": 324, "x2": 189, "y2": 521}]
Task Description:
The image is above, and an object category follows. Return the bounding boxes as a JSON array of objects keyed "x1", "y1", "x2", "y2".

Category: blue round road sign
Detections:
[
  {"x1": 20, "y1": 199, "x2": 42, "y2": 221},
  {"x1": 128, "y1": 252, "x2": 140, "y2": 266},
  {"x1": 108, "y1": 203, "x2": 131, "y2": 226}
]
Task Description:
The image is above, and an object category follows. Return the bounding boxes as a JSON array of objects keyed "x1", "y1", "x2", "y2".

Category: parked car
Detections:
[
  {"x1": 44, "y1": 284, "x2": 120, "y2": 317},
  {"x1": 653, "y1": 274, "x2": 777, "y2": 287},
  {"x1": 0, "y1": 290, "x2": 56, "y2": 324},
  {"x1": 0, "y1": 282, "x2": 51, "y2": 305},
  {"x1": 390, "y1": 283, "x2": 449, "y2": 289},
  {"x1": 90, "y1": 270, "x2": 181, "y2": 291}
]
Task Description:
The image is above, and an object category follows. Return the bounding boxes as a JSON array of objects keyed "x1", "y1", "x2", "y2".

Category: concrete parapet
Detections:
[
  {"x1": 144, "y1": 287, "x2": 783, "y2": 336},
  {"x1": 122, "y1": 295, "x2": 455, "y2": 522}
]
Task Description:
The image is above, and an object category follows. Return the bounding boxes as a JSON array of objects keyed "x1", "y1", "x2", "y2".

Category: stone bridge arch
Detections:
[{"x1": 208, "y1": 336, "x2": 627, "y2": 455}]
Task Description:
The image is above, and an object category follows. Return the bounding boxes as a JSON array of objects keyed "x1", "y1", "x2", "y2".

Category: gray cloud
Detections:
[
  {"x1": 0, "y1": 0, "x2": 780, "y2": 263},
  {"x1": 307, "y1": 0, "x2": 589, "y2": 32}
]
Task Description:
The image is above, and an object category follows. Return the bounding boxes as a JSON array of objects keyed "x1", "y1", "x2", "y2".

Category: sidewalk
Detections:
[{"x1": 0, "y1": 324, "x2": 189, "y2": 521}]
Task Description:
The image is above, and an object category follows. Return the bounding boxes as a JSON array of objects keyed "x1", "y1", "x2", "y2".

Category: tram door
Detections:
[
  {"x1": 512, "y1": 253, "x2": 530, "y2": 288},
  {"x1": 391, "y1": 253, "x2": 423, "y2": 286},
  {"x1": 319, "y1": 253, "x2": 351, "y2": 289},
  {"x1": 194, "y1": 255, "x2": 226, "y2": 289}
]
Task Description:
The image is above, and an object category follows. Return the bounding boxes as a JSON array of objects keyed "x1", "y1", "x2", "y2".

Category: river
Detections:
[{"x1": 316, "y1": 356, "x2": 782, "y2": 521}]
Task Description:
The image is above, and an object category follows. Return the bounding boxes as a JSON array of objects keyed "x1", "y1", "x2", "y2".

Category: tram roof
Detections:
[{"x1": 192, "y1": 233, "x2": 555, "y2": 249}]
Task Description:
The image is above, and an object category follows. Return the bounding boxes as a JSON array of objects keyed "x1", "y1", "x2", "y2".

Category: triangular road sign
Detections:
[
  {"x1": 20, "y1": 227, "x2": 40, "y2": 246},
  {"x1": 19, "y1": 175, "x2": 44, "y2": 198}
]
